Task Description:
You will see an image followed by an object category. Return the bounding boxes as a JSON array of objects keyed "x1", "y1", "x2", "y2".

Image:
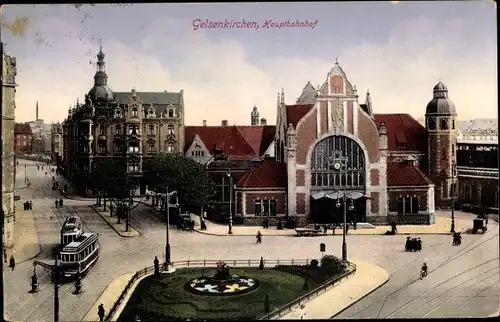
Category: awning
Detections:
[{"x1": 310, "y1": 191, "x2": 370, "y2": 200}]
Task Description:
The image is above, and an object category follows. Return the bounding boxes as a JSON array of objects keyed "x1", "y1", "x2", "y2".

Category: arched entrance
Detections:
[{"x1": 309, "y1": 135, "x2": 367, "y2": 223}]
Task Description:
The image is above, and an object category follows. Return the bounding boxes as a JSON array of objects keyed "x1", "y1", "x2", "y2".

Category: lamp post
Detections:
[
  {"x1": 25, "y1": 163, "x2": 27, "y2": 183},
  {"x1": 164, "y1": 188, "x2": 178, "y2": 268},
  {"x1": 226, "y1": 172, "x2": 233, "y2": 235},
  {"x1": 450, "y1": 163, "x2": 456, "y2": 233},
  {"x1": 331, "y1": 151, "x2": 351, "y2": 261}
]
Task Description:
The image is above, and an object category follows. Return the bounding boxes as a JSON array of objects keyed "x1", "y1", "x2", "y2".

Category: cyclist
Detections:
[{"x1": 420, "y1": 262, "x2": 428, "y2": 279}]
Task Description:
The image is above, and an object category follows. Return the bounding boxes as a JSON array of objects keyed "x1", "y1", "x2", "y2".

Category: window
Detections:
[
  {"x1": 128, "y1": 161, "x2": 140, "y2": 173},
  {"x1": 114, "y1": 109, "x2": 122, "y2": 118},
  {"x1": 149, "y1": 125, "x2": 155, "y2": 135},
  {"x1": 168, "y1": 124, "x2": 175, "y2": 135},
  {"x1": 452, "y1": 120, "x2": 455, "y2": 129},
  {"x1": 397, "y1": 196, "x2": 418, "y2": 214},
  {"x1": 167, "y1": 143, "x2": 175, "y2": 152},
  {"x1": 168, "y1": 109, "x2": 174, "y2": 118},
  {"x1": 427, "y1": 118, "x2": 436, "y2": 130},
  {"x1": 148, "y1": 141, "x2": 155, "y2": 153},
  {"x1": 191, "y1": 150, "x2": 205, "y2": 157},
  {"x1": 114, "y1": 142, "x2": 123, "y2": 153},
  {"x1": 263, "y1": 200, "x2": 270, "y2": 215},
  {"x1": 115, "y1": 125, "x2": 121, "y2": 134},
  {"x1": 128, "y1": 125, "x2": 139, "y2": 135},
  {"x1": 440, "y1": 119, "x2": 448, "y2": 130},
  {"x1": 452, "y1": 144, "x2": 455, "y2": 156},
  {"x1": 99, "y1": 124, "x2": 105, "y2": 135},
  {"x1": 98, "y1": 144, "x2": 107, "y2": 154},
  {"x1": 128, "y1": 141, "x2": 140, "y2": 153},
  {"x1": 132, "y1": 107, "x2": 138, "y2": 117},
  {"x1": 254, "y1": 200, "x2": 262, "y2": 216}
]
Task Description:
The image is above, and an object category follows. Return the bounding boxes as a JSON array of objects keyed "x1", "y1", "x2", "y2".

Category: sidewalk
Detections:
[
  {"x1": 82, "y1": 273, "x2": 134, "y2": 322},
  {"x1": 90, "y1": 205, "x2": 141, "y2": 237},
  {"x1": 279, "y1": 260, "x2": 390, "y2": 320},
  {"x1": 191, "y1": 215, "x2": 472, "y2": 237},
  {"x1": 13, "y1": 200, "x2": 42, "y2": 263}
]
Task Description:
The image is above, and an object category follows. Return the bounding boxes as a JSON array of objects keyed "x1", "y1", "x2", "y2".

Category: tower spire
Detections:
[
  {"x1": 94, "y1": 42, "x2": 108, "y2": 86},
  {"x1": 36, "y1": 101, "x2": 39, "y2": 120}
]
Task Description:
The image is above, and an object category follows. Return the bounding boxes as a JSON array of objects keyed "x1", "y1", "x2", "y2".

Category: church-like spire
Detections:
[
  {"x1": 94, "y1": 40, "x2": 108, "y2": 86},
  {"x1": 36, "y1": 101, "x2": 39, "y2": 120}
]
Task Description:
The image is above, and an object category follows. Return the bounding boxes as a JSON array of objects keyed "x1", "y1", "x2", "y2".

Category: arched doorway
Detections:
[{"x1": 310, "y1": 135, "x2": 367, "y2": 223}]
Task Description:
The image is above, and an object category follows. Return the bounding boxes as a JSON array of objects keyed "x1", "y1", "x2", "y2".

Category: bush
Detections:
[
  {"x1": 310, "y1": 259, "x2": 319, "y2": 268},
  {"x1": 321, "y1": 255, "x2": 346, "y2": 276},
  {"x1": 277, "y1": 220, "x2": 284, "y2": 230}
]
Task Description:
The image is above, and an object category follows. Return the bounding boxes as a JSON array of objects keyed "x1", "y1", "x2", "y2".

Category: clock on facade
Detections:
[{"x1": 333, "y1": 162, "x2": 342, "y2": 170}]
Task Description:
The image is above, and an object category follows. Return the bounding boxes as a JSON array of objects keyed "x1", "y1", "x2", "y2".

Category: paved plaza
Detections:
[{"x1": 3, "y1": 160, "x2": 499, "y2": 321}]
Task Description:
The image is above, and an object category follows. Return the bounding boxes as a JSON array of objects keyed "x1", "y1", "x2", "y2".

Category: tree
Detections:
[{"x1": 143, "y1": 153, "x2": 216, "y2": 215}]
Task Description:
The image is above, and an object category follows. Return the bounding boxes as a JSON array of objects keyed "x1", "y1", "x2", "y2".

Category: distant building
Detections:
[
  {"x1": 51, "y1": 122, "x2": 63, "y2": 164},
  {"x1": 61, "y1": 45, "x2": 185, "y2": 195},
  {"x1": 27, "y1": 101, "x2": 52, "y2": 154},
  {"x1": 2, "y1": 42, "x2": 17, "y2": 263},
  {"x1": 14, "y1": 123, "x2": 33, "y2": 155}
]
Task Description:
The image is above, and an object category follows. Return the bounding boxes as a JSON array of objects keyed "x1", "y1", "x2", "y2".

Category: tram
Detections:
[
  {"x1": 58, "y1": 232, "x2": 99, "y2": 280},
  {"x1": 60, "y1": 215, "x2": 83, "y2": 246}
]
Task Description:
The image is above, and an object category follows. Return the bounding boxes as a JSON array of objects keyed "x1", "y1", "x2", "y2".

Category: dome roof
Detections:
[
  {"x1": 425, "y1": 81, "x2": 456, "y2": 115},
  {"x1": 88, "y1": 85, "x2": 114, "y2": 101}
]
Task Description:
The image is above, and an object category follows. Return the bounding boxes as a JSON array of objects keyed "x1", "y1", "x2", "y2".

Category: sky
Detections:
[{"x1": 1, "y1": 2, "x2": 497, "y2": 126}]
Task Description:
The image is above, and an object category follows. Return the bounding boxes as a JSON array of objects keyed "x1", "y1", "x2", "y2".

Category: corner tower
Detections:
[
  {"x1": 425, "y1": 80, "x2": 457, "y2": 208},
  {"x1": 251, "y1": 105, "x2": 259, "y2": 125}
]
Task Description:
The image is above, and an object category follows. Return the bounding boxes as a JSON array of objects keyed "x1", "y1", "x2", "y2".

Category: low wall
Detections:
[{"x1": 367, "y1": 214, "x2": 434, "y2": 226}]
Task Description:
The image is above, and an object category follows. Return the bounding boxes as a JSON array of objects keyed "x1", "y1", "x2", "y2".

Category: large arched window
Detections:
[{"x1": 310, "y1": 135, "x2": 365, "y2": 191}]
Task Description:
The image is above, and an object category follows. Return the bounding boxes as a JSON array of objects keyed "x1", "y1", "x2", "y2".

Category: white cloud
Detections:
[{"x1": 7, "y1": 12, "x2": 497, "y2": 127}]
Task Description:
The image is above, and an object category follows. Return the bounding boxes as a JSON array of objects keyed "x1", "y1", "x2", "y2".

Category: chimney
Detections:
[
  {"x1": 260, "y1": 118, "x2": 267, "y2": 126},
  {"x1": 221, "y1": 120, "x2": 228, "y2": 126},
  {"x1": 202, "y1": 120, "x2": 207, "y2": 126}
]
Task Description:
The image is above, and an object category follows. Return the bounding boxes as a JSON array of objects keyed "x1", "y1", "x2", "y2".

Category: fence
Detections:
[
  {"x1": 105, "y1": 258, "x2": 316, "y2": 321},
  {"x1": 259, "y1": 261, "x2": 357, "y2": 320}
]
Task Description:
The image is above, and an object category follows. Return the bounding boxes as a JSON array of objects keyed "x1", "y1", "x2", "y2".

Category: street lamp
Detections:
[
  {"x1": 331, "y1": 151, "x2": 351, "y2": 261},
  {"x1": 226, "y1": 172, "x2": 233, "y2": 235},
  {"x1": 31, "y1": 257, "x2": 83, "y2": 322},
  {"x1": 164, "y1": 188, "x2": 178, "y2": 270},
  {"x1": 25, "y1": 164, "x2": 27, "y2": 183},
  {"x1": 450, "y1": 163, "x2": 457, "y2": 233}
]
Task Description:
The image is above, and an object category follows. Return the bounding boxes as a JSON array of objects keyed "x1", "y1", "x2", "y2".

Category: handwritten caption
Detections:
[{"x1": 192, "y1": 19, "x2": 318, "y2": 31}]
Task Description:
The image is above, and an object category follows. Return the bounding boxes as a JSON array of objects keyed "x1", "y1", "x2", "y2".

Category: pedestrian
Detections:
[
  {"x1": 390, "y1": 221, "x2": 398, "y2": 234},
  {"x1": 59, "y1": 198, "x2": 63, "y2": 207},
  {"x1": 416, "y1": 238, "x2": 422, "y2": 251},
  {"x1": 55, "y1": 199, "x2": 59, "y2": 208},
  {"x1": 256, "y1": 231, "x2": 262, "y2": 244},
  {"x1": 299, "y1": 304, "x2": 307, "y2": 320},
  {"x1": 98, "y1": 304, "x2": 105, "y2": 322},
  {"x1": 456, "y1": 232, "x2": 462, "y2": 245},
  {"x1": 323, "y1": 225, "x2": 328, "y2": 235},
  {"x1": 154, "y1": 256, "x2": 160, "y2": 277},
  {"x1": 405, "y1": 237, "x2": 411, "y2": 251},
  {"x1": 9, "y1": 255, "x2": 15, "y2": 271},
  {"x1": 29, "y1": 200, "x2": 33, "y2": 210}
]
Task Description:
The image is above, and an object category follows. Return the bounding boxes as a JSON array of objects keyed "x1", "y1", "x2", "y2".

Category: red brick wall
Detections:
[
  {"x1": 319, "y1": 102, "x2": 328, "y2": 136},
  {"x1": 371, "y1": 169, "x2": 379, "y2": 186},
  {"x1": 297, "y1": 193, "x2": 306, "y2": 214},
  {"x1": 296, "y1": 169, "x2": 305, "y2": 186},
  {"x1": 357, "y1": 111, "x2": 380, "y2": 163},
  {"x1": 244, "y1": 192, "x2": 286, "y2": 214},
  {"x1": 387, "y1": 189, "x2": 428, "y2": 213},
  {"x1": 371, "y1": 191, "x2": 380, "y2": 214},
  {"x1": 330, "y1": 75, "x2": 344, "y2": 94},
  {"x1": 347, "y1": 101, "x2": 353, "y2": 134},
  {"x1": 296, "y1": 109, "x2": 317, "y2": 165}
]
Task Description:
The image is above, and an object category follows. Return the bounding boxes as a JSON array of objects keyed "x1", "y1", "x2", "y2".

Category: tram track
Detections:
[
  {"x1": 339, "y1": 231, "x2": 500, "y2": 318},
  {"x1": 385, "y1": 260, "x2": 499, "y2": 318}
]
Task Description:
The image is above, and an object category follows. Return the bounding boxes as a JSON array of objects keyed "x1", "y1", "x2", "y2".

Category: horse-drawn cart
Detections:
[{"x1": 472, "y1": 214, "x2": 488, "y2": 234}]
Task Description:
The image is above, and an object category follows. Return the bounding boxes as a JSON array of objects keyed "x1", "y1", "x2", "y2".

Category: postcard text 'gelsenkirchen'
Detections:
[{"x1": 192, "y1": 19, "x2": 318, "y2": 31}]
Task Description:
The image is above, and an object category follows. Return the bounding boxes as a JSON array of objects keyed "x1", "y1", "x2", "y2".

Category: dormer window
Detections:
[
  {"x1": 114, "y1": 108, "x2": 122, "y2": 118},
  {"x1": 168, "y1": 108, "x2": 175, "y2": 118},
  {"x1": 148, "y1": 108, "x2": 155, "y2": 118},
  {"x1": 132, "y1": 107, "x2": 138, "y2": 117},
  {"x1": 168, "y1": 124, "x2": 175, "y2": 135}
]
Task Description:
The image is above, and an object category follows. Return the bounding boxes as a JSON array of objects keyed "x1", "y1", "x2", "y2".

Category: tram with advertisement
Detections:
[
  {"x1": 58, "y1": 232, "x2": 99, "y2": 280},
  {"x1": 60, "y1": 215, "x2": 84, "y2": 246}
]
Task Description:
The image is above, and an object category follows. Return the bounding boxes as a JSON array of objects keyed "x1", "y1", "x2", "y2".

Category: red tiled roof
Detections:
[
  {"x1": 14, "y1": 123, "x2": 33, "y2": 135},
  {"x1": 286, "y1": 104, "x2": 314, "y2": 129},
  {"x1": 184, "y1": 125, "x2": 276, "y2": 159},
  {"x1": 236, "y1": 160, "x2": 287, "y2": 188},
  {"x1": 387, "y1": 162, "x2": 433, "y2": 186},
  {"x1": 373, "y1": 114, "x2": 427, "y2": 152}
]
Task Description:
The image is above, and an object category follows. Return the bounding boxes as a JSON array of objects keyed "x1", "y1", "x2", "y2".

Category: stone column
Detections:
[{"x1": 286, "y1": 124, "x2": 297, "y2": 216}]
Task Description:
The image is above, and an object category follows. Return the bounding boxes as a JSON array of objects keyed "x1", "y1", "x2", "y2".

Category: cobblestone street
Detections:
[{"x1": 3, "y1": 160, "x2": 498, "y2": 321}]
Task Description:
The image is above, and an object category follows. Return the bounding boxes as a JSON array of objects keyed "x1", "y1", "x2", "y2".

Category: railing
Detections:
[
  {"x1": 105, "y1": 258, "x2": 315, "y2": 321},
  {"x1": 259, "y1": 261, "x2": 357, "y2": 320}
]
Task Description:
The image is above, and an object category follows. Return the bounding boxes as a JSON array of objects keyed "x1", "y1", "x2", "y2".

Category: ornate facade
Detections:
[
  {"x1": 2, "y1": 42, "x2": 17, "y2": 263},
  {"x1": 61, "y1": 46, "x2": 185, "y2": 194}
]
